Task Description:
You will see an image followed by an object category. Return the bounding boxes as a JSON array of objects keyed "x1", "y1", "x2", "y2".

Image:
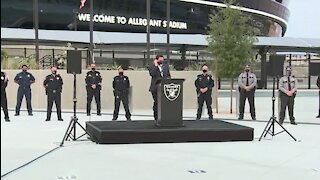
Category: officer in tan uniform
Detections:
[{"x1": 279, "y1": 66, "x2": 298, "y2": 125}]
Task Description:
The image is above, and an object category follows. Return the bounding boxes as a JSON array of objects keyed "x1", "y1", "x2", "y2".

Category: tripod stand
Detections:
[
  {"x1": 259, "y1": 77, "x2": 296, "y2": 141},
  {"x1": 60, "y1": 73, "x2": 89, "y2": 147}
]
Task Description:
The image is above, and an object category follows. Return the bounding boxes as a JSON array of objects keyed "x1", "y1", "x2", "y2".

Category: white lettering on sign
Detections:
[{"x1": 78, "y1": 13, "x2": 188, "y2": 30}]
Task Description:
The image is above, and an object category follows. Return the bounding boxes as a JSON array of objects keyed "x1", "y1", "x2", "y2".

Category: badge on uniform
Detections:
[
  {"x1": 28, "y1": 75, "x2": 30, "y2": 77},
  {"x1": 96, "y1": 73, "x2": 98, "y2": 76},
  {"x1": 88, "y1": 74, "x2": 92, "y2": 77},
  {"x1": 56, "y1": 77, "x2": 59, "y2": 80},
  {"x1": 124, "y1": 78, "x2": 126, "y2": 80},
  {"x1": 1, "y1": 76, "x2": 3, "y2": 80},
  {"x1": 207, "y1": 77, "x2": 210, "y2": 80}
]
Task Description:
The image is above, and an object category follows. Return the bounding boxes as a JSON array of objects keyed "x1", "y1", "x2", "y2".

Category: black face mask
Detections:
[
  {"x1": 119, "y1": 72, "x2": 124, "y2": 76},
  {"x1": 245, "y1": 69, "x2": 250, "y2": 72},
  {"x1": 22, "y1": 69, "x2": 27, "y2": 72},
  {"x1": 202, "y1": 70, "x2": 207, "y2": 73},
  {"x1": 91, "y1": 68, "x2": 95, "y2": 71}
]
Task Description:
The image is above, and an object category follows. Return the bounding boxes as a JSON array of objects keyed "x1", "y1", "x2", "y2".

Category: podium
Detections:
[{"x1": 156, "y1": 78, "x2": 185, "y2": 127}]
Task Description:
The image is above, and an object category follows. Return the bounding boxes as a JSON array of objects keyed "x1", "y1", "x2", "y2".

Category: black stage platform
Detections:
[{"x1": 86, "y1": 120, "x2": 254, "y2": 144}]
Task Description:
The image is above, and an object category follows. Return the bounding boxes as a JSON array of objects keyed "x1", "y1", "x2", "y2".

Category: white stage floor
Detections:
[{"x1": 1, "y1": 96, "x2": 320, "y2": 180}]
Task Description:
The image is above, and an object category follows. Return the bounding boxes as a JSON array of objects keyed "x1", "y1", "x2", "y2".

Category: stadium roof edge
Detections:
[{"x1": 1, "y1": 28, "x2": 320, "y2": 53}]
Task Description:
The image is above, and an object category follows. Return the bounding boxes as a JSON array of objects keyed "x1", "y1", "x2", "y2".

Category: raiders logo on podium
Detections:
[{"x1": 164, "y1": 83, "x2": 181, "y2": 101}]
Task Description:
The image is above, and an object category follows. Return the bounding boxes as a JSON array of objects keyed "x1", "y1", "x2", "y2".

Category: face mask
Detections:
[
  {"x1": 245, "y1": 69, "x2": 250, "y2": 72},
  {"x1": 22, "y1": 69, "x2": 27, "y2": 72},
  {"x1": 119, "y1": 72, "x2": 124, "y2": 76},
  {"x1": 202, "y1": 70, "x2": 207, "y2": 73},
  {"x1": 286, "y1": 71, "x2": 291, "y2": 76},
  {"x1": 91, "y1": 68, "x2": 95, "y2": 71}
]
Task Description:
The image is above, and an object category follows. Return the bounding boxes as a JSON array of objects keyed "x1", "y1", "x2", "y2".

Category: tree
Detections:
[{"x1": 207, "y1": 0, "x2": 259, "y2": 113}]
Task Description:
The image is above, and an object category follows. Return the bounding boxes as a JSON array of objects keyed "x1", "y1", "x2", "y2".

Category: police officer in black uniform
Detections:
[
  {"x1": 317, "y1": 75, "x2": 320, "y2": 118},
  {"x1": 1, "y1": 71, "x2": 10, "y2": 121},
  {"x1": 112, "y1": 67, "x2": 131, "y2": 121},
  {"x1": 14, "y1": 64, "x2": 35, "y2": 116},
  {"x1": 85, "y1": 63, "x2": 102, "y2": 116},
  {"x1": 43, "y1": 67, "x2": 63, "y2": 121},
  {"x1": 195, "y1": 64, "x2": 214, "y2": 120},
  {"x1": 279, "y1": 66, "x2": 298, "y2": 125},
  {"x1": 237, "y1": 64, "x2": 257, "y2": 120},
  {"x1": 148, "y1": 54, "x2": 171, "y2": 120}
]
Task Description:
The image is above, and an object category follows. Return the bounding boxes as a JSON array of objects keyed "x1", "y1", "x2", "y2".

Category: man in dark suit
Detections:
[
  {"x1": 148, "y1": 54, "x2": 171, "y2": 120},
  {"x1": 317, "y1": 75, "x2": 320, "y2": 118}
]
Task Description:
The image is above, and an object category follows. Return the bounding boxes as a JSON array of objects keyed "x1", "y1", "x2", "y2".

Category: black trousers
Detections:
[
  {"x1": 113, "y1": 93, "x2": 131, "y2": 120},
  {"x1": 86, "y1": 88, "x2": 101, "y2": 114},
  {"x1": 279, "y1": 93, "x2": 296, "y2": 124},
  {"x1": 15, "y1": 87, "x2": 32, "y2": 114},
  {"x1": 46, "y1": 92, "x2": 62, "y2": 120},
  {"x1": 197, "y1": 92, "x2": 213, "y2": 119},
  {"x1": 1, "y1": 92, "x2": 9, "y2": 119},
  {"x1": 151, "y1": 91, "x2": 158, "y2": 120},
  {"x1": 318, "y1": 90, "x2": 320, "y2": 116},
  {"x1": 239, "y1": 89, "x2": 256, "y2": 118}
]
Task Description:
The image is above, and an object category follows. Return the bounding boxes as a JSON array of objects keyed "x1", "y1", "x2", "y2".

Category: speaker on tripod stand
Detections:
[
  {"x1": 259, "y1": 77, "x2": 296, "y2": 141},
  {"x1": 60, "y1": 50, "x2": 89, "y2": 147}
]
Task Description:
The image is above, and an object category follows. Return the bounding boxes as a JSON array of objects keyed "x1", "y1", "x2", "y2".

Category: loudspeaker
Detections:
[
  {"x1": 267, "y1": 55, "x2": 285, "y2": 77},
  {"x1": 67, "y1": 50, "x2": 82, "y2": 74},
  {"x1": 309, "y1": 62, "x2": 320, "y2": 76}
]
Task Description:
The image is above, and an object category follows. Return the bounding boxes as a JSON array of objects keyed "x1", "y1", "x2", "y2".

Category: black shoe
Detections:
[
  {"x1": 28, "y1": 113, "x2": 33, "y2": 116},
  {"x1": 87, "y1": 114, "x2": 90, "y2": 116},
  {"x1": 316, "y1": 115, "x2": 320, "y2": 118},
  {"x1": 209, "y1": 116, "x2": 213, "y2": 120},
  {"x1": 112, "y1": 118, "x2": 117, "y2": 121},
  {"x1": 238, "y1": 117, "x2": 243, "y2": 120},
  {"x1": 14, "y1": 113, "x2": 19, "y2": 116},
  {"x1": 45, "y1": 119, "x2": 51, "y2": 121},
  {"x1": 252, "y1": 117, "x2": 256, "y2": 120},
  {"x1": 127, "y1": 118, "x2": 131, "y2": 121},
  {"x1": 58, "y1": 119, "x2": 64, "y2": 121},
  {"x1": 290, "y1": 122, "x2": 298, "y2": 125},
  {"x1": 5, "y1": 118, "x2": 10, "y2": 122},
  {"x1": 97, "y1": 113, "x2": 102, "y2": 116}
]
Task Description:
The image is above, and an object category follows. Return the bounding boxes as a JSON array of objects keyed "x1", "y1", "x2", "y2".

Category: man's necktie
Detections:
[
  {"x1": 288, "y1": 76, "x2": 291, "y2": 91},
  {"x1": 246, "y1": 73, "x2": 249, "y2": 86},
  {"x1": 159, "y1": 64, "x2": 163, "y2": 77}
]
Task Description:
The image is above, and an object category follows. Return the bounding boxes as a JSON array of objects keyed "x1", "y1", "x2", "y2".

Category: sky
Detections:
[{"x1": 285, "y1": 0, "x2": 320, "y2": 38}]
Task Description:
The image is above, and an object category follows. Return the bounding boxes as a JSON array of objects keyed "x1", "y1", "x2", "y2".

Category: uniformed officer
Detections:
[
  {"x1": 195, "y1": 64, "x2": 214, "y2": 120},
  {"x1": 85, "y1": 64, "x2": 102, "y2": 116},
  {"x1": 14, "y1": 64, "x2": 35, "y2": 116},
  {"x1": 43, "y1": 67, "x2": 63, "y2": 121},
  {"x1": 317, "y1": 75, "x2": 320, "y2": 118},
  {"x1": 279, "y1": 66, "x2": 298, "y2": 125},
  {"x1": 112, "y1": 67, "x2": 131, "y2": 121},
  {"x1": 238, "y1": 64, "x2": 257, "y2": 120},
  {"x1": 1, "y1": 71, "x2": 10, "y2": 122},
  {"x1": 148, "y1": 54, "x2": 171, "y2": 120}
]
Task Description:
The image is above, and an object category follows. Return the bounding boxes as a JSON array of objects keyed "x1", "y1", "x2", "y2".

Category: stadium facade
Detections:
[{"x1": 1, "y1": 0, "x2": 290, "y2": 37}]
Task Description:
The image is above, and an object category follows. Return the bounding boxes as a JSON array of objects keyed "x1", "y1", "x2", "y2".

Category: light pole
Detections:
[
  {"x1": 146, "y1": 0, "x2": 151, "y2": 63},
  {"x1": 34, "y1": 0, "x2": 39, "y2": 65},
  {"x1": 89, "y1": 0, "x2": 94, "y2": 64},
  {"x1": 166, "y1": 0, "x2": 170, "y2": 63}
]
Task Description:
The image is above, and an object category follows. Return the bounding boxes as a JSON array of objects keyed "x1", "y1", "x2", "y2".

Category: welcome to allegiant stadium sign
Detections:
[{"x1": 78, "y1": 13, "x2": 188, "y2": 30}]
